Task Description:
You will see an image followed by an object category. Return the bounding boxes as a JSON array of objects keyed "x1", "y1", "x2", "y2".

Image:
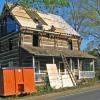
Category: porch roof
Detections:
[{"x1": 21, "y1": 44, "x2": 96, "y2": 59}]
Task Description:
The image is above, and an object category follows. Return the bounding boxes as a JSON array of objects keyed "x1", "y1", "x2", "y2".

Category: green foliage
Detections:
[
  {"x1": 36, "y1": 85, "x2": 53, "y2": 94},
  {"x1": 43, "y1": 0, "x2": 69, "y2": 8},
  {"x1": 17, "y1": 0, "x2": 69, "y2": 9},
  {"x1": 88, "y1": 49, "x2": 98, "y2": 56}
]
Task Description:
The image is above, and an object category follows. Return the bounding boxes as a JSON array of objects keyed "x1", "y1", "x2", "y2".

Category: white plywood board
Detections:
[
  {"x1": 46, "y1": 64, "x2": 76, "y2": 89},
  {"x1": 46, "y1": 64, "x2": 62, "y2": 89},
  {"x1": 61, "y1": 75, "x2": 74, "y2": 87}
]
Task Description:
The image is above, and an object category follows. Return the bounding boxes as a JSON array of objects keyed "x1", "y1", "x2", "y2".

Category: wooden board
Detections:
[
  {"x1": 61, "y1": 74, "x2": 74, "y2": 87},
  {"x1": 46, "y1": 64, "x2": 62, "y2": 89}
]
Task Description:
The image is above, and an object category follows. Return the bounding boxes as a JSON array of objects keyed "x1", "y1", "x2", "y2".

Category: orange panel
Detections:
[
  {"x1": 2, "y1": 69, "x2": 15, "y2": 96},
  {"x1": 23, "y1": 68, "x2": 36, "y2": 93}
]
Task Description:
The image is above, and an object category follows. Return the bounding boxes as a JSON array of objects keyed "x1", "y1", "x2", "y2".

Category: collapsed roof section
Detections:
[{"x1": 7, "y1": 4, "x2": 80, "y2": 37}]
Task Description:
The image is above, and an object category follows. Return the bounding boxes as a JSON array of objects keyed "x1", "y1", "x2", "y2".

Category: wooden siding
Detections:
[
  {"x1": 0, "y1": 32, "x2": 20, "y2": 67},
  {"x1": 20, "y1": 48, "x2": 32, "y2": 67},
  {"x1": 21, "y1": 34, "x2": 32, "y2": 45},
  {"x1": 72, "y1": 39, "x2": 79, "y2": 50},
  {"x1": 40, "y1": 36, "x2": 68, "y2": 48},
  {"x1": 21, "y1": 33, "x2": 80, "y2": 50},
  {"x1": 57, "y1": 39, "x2": 68, "y2": 48},
  {"x1": 40, "y1": 36, "x2": 54, "y2": 47}
]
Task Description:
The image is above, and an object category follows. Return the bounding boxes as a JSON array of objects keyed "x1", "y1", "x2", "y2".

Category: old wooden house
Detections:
[{"x1": 0, "y1": 4, "x2": 95, "y2": 83}]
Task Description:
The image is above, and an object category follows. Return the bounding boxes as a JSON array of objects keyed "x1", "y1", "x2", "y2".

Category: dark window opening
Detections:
[
  {"x1": 33, "y1": 35, "x2": 39, "y2": 47},
  {"x1": 9, "y1": 38, "x2": 13, "y2": 50},
  {"x1": 59, "y1": 62, "x2": 64, "y2": 72},
  {"x1": 68, "y1": 40, "x2": 72, "y2": 50}
]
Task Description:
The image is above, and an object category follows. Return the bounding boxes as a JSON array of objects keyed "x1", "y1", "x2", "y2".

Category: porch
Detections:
[
  {"x1": 21, "y1": 44, "x2": 96, "y2": 83},
  {"x1": 33, "y1": 56, "x2": 95, "y2": 83}
]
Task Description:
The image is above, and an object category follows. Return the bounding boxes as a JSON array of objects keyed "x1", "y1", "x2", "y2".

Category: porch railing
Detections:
[
  {"x1": 35, "y1": 72, "x2": 72, "y2": 83},
  {"x1": 35, "y1": 73, "x2": 46, "y2": 83},
  {"x1": 79, "y1": 71, "x2": 95, "y2": 79}
]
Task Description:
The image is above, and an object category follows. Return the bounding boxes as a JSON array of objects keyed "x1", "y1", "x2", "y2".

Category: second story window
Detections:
[
  {"x1": 33, "y1": 34, "x2": 39, "y2": 47},
  {"x1": 68, "y1": 40, "x2": 72, "y2": 50},
  {"x1": 9, "y1": 38, "x2": 13, "y2": 50}
]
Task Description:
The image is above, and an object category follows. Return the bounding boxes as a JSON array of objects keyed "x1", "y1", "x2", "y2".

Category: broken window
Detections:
[
  {"x1": 68, "y1": 40, "x2": 72, "y2": 50},
  {"x1": 33, "y1": 34, "x2": 39, "y2": 47},
  {"x1": 9, "y1": 38, "x2": 13, "y2": 50}
]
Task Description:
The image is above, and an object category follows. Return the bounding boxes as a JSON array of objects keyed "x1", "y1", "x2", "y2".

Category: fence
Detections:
[{"x1": 79, "y1": 71, "x2": 95, "y2": 79}]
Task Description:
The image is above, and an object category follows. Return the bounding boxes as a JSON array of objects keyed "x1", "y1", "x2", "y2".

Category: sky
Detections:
[
  {"x1": 0, "y1": 1, "x2": 90, "y2": 51},
  {"x1": 0, "y1": 0, "x2": 5, "y2": 15}
]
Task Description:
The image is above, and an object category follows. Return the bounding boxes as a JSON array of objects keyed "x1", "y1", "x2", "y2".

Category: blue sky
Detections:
[{"x1": 0, "y1": 0, "x2": 5, "y2": 15}]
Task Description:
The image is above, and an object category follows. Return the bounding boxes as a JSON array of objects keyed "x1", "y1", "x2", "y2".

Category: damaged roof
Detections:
[
  {"x1": 8, "y1": 4, "x2": 80, "y2": 36},
  {"x1": 21, "y1": 44, "x2": 96, "y2": 59},
  {"x1": 11, "y1": 6, "x2": 36, "y2": 28},
  {"x1": 36, "y1": 12, "x2": 80, "y2": 36}
]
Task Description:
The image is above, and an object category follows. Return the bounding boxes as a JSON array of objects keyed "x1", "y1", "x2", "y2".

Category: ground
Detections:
[{"x1": 15, "y1": 83, "x2": 100, "y2": 100}]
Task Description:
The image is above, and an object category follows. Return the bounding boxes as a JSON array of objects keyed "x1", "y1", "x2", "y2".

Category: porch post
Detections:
[
  {"x1": 70, "y1": 58, "x2": 73, "y2": 71},
  {"x1": 93, "y1": 59, "x2": 95, "y2": 71},
  {"x1": 33, "y1": 56, "x2": 35, "y2": 68},
  {"x1": 53, "y1": 57, "x2": 55, "y2": 64},
  {"x1": 77, "y1": 59, "x2": 80, "y2": 70}
]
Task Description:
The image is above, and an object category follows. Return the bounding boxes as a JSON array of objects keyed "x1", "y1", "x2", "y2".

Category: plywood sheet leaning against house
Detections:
[
  {"x1": 46, "y1": 64, "x2": 76, "y2": 89},
  {"x1": 46, "y1": 64, "x2": 62, "y2": 89},
  {"x1": 61, "y1": 73, "x2": 76, "y2": 87}
]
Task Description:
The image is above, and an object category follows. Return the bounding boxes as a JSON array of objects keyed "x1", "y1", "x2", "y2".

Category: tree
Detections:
[
  {"x1": 66, "y1": 0, "x2": 100, "y2": 50},
  {"x1": 82, "y1": 0, "x2": 100, "y2": 41},
  {"x1": 7, "y1": 0, "x2": 69, "y2": 9}
]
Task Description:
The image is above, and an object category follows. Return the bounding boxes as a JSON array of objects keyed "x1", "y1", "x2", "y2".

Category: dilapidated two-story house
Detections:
[{"x1": 0, "y1": 4, "x2": 95, "y2": 83}]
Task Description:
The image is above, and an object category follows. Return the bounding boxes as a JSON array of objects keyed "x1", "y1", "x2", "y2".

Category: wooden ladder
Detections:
[{"x1": 61, "y1": 54, "x2": 77, "y2": 86}]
